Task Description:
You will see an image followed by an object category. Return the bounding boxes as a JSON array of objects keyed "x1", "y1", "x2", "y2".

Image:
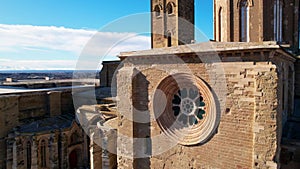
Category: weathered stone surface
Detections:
[
  {"x1": 115, "y1": 45, "x2": 294, "y2": 169},
  {"x1": 151, "y1": 0, "x2": 194, "y2": 48},
  {"x1": 0, "y1": 88, "x2": 89, "y2": 169},
  {"x1": 48, "y1": 91, "x2": 62, "y2": 117}
]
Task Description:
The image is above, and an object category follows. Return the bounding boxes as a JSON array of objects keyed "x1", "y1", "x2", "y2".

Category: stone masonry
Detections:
[{"x1": 114, "y1": 42, "x2": 295, "y2": 169}]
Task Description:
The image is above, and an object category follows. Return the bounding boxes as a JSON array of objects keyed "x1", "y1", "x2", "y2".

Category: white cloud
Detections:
[
  {"x1": 0, "y1": 59, "x2": 77, "y2": 70},
  {"x1": 0, "y1": 24, "x2": 151, "y2": 70},
  {"x1": 0, "y1": 24, "x2": 96, "y2": 54}
]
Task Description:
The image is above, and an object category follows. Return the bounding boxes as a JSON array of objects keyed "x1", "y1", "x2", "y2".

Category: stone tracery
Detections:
[{"x1": 153, "y1": 73, "x2": 218, "y2": 145}]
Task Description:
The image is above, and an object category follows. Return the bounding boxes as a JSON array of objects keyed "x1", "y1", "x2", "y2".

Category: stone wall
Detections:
[
  {"x1": 0, "y1": 89, "x2": 75, "y2": 169},
  {"x1": 139, "y1": 62, "x2": 276, "y2": 169},
  {"x1": 0, "y1": 95, "x2": 19, "y2": 168},
  {"x1": 18, "y1": 93, "x2": 48, "y2": 121},
  {"x1": 100, "y1": 61, "x2": 120, "y2": 87},
  {"x1": 61, "y1": 91, "x2": 75, "y2": 115},
  {"x1": 116, "y1": 45, "x2": 294, "y2": 169}
]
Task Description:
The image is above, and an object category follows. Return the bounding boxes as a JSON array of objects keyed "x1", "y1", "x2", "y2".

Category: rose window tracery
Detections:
[{"x1": 172, "y1": 88, "x2": 206, "y2": 126}]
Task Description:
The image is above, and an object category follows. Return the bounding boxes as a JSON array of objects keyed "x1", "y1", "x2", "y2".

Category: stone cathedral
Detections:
[
  {"x1": 81, "y1": 0, "x2": 300, "y2": 169},
  {"x1": 2, "y1": 0, "x2": 300, "y2": 169}
]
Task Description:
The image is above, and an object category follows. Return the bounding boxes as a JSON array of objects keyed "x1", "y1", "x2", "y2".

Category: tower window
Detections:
[
  {"x1": 167, "y1": 3, "x2": 174, "y2": 15},
  {"x1": 26, "y1": 141, "x2": 31, "y2": 169},
  {"x1": 218, "y1": 7, "x2": 222, "y2": 42},
  {"x1": 240, "y1": 0, "x2": 250, "y2": 42},
  {"x1": 154, "y1": 5, "x2": 161, "y2": 17},
  {"x1": 274, "y1": 0, "x2": 283, "y2": 42}
]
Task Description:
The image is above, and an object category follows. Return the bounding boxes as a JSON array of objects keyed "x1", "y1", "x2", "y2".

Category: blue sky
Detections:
[{"x1": 0, "y1": 0, "x2": 214, "y2": 70}]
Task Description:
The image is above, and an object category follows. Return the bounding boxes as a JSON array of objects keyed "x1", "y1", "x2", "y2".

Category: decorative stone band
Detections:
[{"x1": 153, "y1": 73, "x2": 218, "y2": 145}]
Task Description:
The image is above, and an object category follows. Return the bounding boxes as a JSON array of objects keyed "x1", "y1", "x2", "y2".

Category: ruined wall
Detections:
[{"x1": 116, "y1": 48, "x2": 294, "y2": 169}]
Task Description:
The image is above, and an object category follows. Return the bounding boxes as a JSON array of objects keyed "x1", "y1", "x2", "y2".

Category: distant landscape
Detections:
[{"x1": 0, "y1": 70, "x2": 100, "y2": 83}]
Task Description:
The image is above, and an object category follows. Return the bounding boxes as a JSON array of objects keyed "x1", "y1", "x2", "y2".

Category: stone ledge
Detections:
[{"x1": 119, "y1": 41, "x2": 282, "y2": 58}]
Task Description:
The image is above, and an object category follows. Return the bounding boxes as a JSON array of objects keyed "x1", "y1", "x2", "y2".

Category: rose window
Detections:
[
  {"x1": 172, "y1": 88, "x2": 206, "y2": 126},
  {"x1": 153, "y1": 73, "x2": 219, "y2": 145}
]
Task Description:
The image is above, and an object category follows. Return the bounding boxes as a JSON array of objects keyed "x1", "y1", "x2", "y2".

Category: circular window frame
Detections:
[{"x1": 153, "y1": 73, "x2": 219, "y2": 145}]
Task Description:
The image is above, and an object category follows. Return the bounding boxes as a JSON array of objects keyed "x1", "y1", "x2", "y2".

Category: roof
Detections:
[
  {"x1": 0, "y1": 85, "x2": 94, "y2": 95},
  {"x1": 16, "y1": 113, "x2": 75, "y2": 134},
  {"x1": 102, "y1": 60, "x2": 121, "y2": 64},
  {"x1": 119, "y1": 41, "x2": 294, "y2": 60}
]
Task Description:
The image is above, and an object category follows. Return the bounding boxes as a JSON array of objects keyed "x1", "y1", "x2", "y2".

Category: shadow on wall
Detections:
[{"x1": 132, "y1": 70, "x2": 151, "y2": 169}]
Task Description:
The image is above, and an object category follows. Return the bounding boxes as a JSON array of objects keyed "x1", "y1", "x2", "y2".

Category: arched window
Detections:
[
  {"x1": 240, "y1": 0, "x2": 249, "y2": 42},
  {"x1": 167, "y1": 32, "x2": 172, "y2": 47},
  {"x1": 167, "y1": 2, "x2": 174, "y2": 15},
  {"x1": 274, "y1": 0, "x2": 283, "y2": 42},
  {"x1": 26, "y1": 141, "x2": 31, "y2": 169},
  {"x1": 70, "y1": 131, "x2": 81, "y2": 145},
  {"x1": 218, "y1": 7, "x2": 223, "y2": 42},
  {"x1": 154, "y1": 5, "x2": 161, "y2": 17},
  {"x1": 40, "y1": 140, "x2": 47, "y2": 167}
]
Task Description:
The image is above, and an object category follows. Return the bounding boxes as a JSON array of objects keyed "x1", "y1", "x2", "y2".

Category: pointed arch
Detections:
[
  {"x1": 153, "y1": 4, "x2": 163, "y2": 17},
  {"x1": 237, "y1": 0, "x2": 253, "y2": 8},
  {"x1": 166, "y1": 2, "x2": 176, "y2": 15},
  {"x1": 70, "y1": 130, "x2": 82, "y2": 145}
]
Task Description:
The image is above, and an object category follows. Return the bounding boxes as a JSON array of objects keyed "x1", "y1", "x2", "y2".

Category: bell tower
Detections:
[
  {"x1": 151, "y1": 0, "x2": 195, "y2": 48},
  {"x1": 214, "y1": 0, "x2": 299, "y2": 51}
]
